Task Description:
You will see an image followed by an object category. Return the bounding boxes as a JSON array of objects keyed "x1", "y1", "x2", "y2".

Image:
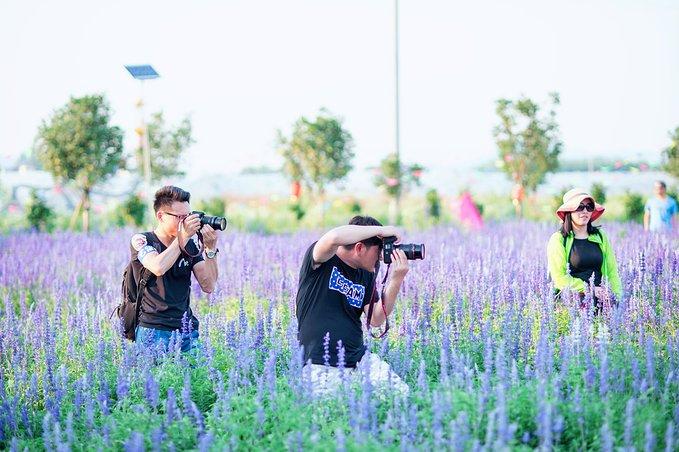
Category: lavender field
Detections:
[{"x1": 1, "y1": 222, "x2": 678, "y2": 450}]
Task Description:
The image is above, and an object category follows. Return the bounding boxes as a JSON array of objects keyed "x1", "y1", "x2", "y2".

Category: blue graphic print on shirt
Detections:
[{"x1": 328, "y1": 266, "x2": 366, "y2": 308}]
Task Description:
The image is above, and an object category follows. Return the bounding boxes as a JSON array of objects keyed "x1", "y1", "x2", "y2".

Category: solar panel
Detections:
[{"x1": 125, "y1": 65, "x2": 160, "y2": 80}]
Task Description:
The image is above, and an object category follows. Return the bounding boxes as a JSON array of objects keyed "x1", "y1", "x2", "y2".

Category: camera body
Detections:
[
  {"x1": 191, "y1": 211, "x2": 227, "y2": 231},
  {"x1": 382, "y1": 236, "x2": 425, "y2": 264}
]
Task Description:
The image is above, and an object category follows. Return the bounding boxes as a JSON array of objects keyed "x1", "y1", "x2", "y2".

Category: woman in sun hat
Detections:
[{"x1": 547, "y1": 187, "x2": 622, "y2": 310}]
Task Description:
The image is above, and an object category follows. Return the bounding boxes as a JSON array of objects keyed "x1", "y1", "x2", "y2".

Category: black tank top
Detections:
[{"x1": 569, "y1": 238, "x2": 603, "y2": 286}]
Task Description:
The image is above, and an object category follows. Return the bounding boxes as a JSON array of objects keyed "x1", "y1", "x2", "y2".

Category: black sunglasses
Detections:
[{"x1": 574, "y1": 203, "x2": 595, "y2": 212}]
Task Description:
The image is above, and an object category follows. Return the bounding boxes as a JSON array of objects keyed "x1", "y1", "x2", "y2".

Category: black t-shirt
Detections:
[
  {"x1": 569, "y1": 238, "x2": 603, "y2": 286},
  {"x1": 130, "y1": 232, "x2": 204, "y2": 331},
  {"x1": 296, "y1": 242, "x2": 376, "y2": 367}
]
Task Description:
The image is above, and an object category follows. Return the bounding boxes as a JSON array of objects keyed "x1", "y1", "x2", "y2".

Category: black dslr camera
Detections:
[
  {"x1": 190, "y1": 211, "x2": 227, "y2": 231},
  {"x1": 382, "y1": 236, "x2": 425, "y2": 264}
]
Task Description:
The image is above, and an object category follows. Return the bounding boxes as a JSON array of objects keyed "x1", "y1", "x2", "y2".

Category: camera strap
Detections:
[
  {"x1": 365, "y1": 264, "x2": 390, "y2": 339},
  {"x1": 178, "y1": 230, "x2": 204, "y2": 259}
]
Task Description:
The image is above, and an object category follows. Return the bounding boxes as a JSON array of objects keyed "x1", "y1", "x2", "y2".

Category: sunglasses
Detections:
[{"x1": 574, "y1": 203, "x2": 595, "y2": 212}]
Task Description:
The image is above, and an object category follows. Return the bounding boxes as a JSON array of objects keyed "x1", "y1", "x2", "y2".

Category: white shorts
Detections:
[{"x1": 304, "y1": 352, "x2": 409, "y2": 397}]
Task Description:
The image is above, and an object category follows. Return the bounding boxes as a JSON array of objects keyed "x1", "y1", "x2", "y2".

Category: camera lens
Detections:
[
  {"x1": 395, "y1": 243, "x2": 425, "y2": 260},
  {"x1": 215, "y1": 217, "x2": 227, "y2": 231}
]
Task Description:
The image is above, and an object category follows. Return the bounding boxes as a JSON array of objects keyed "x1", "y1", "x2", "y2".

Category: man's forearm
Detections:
[
  {"x1": 643, "y1": 212, "x2": 650, "y2": 231},
  {"x1": 369, "y1": 275, "x2": 405, "y2": 326},
  {"x1": 325, "y1": 225, "x2": 385, "y2": 246},
  {"x1": 144, "y1": 240, "x2": 181, "y2": 276},
  {"x1": 203, "y1": 257, "x2": 219, "y2": 291}
]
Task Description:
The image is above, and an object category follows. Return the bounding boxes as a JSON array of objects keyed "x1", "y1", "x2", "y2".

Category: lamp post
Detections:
[
  {"x1": 393, "y1": 0, "x2": 402, "y2": 224},
  {"x1": 124, "y1": 64, "x2": 160, "y2": 226}
]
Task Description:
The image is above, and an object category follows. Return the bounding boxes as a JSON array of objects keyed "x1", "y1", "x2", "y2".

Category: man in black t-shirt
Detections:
[
  {"x1": 130, "y1": 186, "x2": 221, "y2": 352},
  {"x1": 296, "y1": 215, "x2": 410, "y2": 395}
]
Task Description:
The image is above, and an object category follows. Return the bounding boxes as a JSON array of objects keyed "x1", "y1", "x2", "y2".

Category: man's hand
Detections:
[
  {"x1": 390, "y1": 249, "x2": 409, "y2": 279},
  {"x1": 177, "y1": 213, "x2": 201, "y2": 246},
  {"x1": 378, "y1": 226, "x2": 404, "y2": 244},
  {"x1": 201, "y1": 224, "x2": 220, "y2": 250}
]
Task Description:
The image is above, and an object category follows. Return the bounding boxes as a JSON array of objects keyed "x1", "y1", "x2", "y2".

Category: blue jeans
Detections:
[{"x1": 135, "y1": 326, "x2": 200, "y2": 353}]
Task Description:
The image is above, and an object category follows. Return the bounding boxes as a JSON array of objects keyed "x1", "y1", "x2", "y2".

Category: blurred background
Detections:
[{"x1": 1, "y1": 0, "x2": 678, "y2": 232}]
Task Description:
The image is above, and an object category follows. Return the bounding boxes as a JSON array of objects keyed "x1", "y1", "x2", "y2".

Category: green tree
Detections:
[
  {"x1": 425, "y1": 188, "x2": 441, "y2": 223},
  {"x1": 195, "y1": 197, "x2": 227, "y2": 217},
  {"x1": 373, "y1": 153, "x2": 424, "y2": 223},
  {"x1": 288, "y1": 200, "x2": 306, "y2": 222},
  {"x1": 35, "y1": 94, "x2": 124, "y2": 231},
  {"x1": 623, "y1": 191, "x2": 645, "y2": 223},
  {"x1": 591, "y1": 182, "x2": 607, "y2": 205},
  {"x1": 123, "y1": 194, "x2": 147, "y2": 227},
  {"x1": 662, "y1": 126, "x2": 679, "y2": 179},
  {"x1": 552, "y1": 187, "x2": 570, "y2": 214},
  {"x1": 26, "y1": 189, "x2": 54, "y2": 232},
  {"x1": 136, "y1": 112, "x2": 195, "y2": 182},
  {"x1": 278, "y1": 110, "x2": 354, "y2": 223},
  {"x1": 493, "y1": 93, "x2": 562, "y2": 217}
]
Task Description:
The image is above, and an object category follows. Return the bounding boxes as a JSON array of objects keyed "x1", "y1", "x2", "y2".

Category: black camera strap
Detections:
[
  {"x1": 365, "y1": 264, "x2": 390, "y2": 339},
  {"x1": 178, "y1": 230, "x2": 204, "y2": 259}
]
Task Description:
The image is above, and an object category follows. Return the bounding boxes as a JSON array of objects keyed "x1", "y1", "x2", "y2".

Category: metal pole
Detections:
[
  {"x1": 137, "y1": 80, "x2": 154, "y2": 227},
  {"x1": 394, "y1": 0, "x2": 402, "y2": 224}
]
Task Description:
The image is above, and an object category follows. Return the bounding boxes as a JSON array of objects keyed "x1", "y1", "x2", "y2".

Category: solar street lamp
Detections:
[{"x1": 125, "y1": 64, "x2": 160, "y2": 225}]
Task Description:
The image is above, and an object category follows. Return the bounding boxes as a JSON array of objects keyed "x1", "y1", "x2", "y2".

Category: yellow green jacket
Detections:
[{"x1": 547, "y1": 229, "x2": 622, "y2": 298}]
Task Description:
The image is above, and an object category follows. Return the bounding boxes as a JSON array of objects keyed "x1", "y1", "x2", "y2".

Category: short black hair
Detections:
[
  {"x1": 656, "y1": 180, "x2": 667, "y2": 189},
  {"x1": 343, "y1": 215, "x2": 383, "y2": 249},
  {"x1": 153, "y1": 186, "x2": 191, "y2": 213}
]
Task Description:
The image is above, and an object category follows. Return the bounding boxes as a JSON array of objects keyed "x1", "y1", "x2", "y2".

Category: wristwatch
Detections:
[{"x1": 205, "y1": 248, "x2": 219, "y2": 259}]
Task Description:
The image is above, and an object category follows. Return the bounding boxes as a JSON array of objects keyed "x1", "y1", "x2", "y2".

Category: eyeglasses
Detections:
[
  {"x1": 163, "y1": 211, "x2": 188, "y2": 221},
  {"x1": 574, "y1": 203, "x2": 595, "y2": 212}
]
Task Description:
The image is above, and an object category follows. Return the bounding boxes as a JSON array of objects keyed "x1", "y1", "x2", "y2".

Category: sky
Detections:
[{"x1": 1, "y1": 0, "x2": 678, "y2": 178}]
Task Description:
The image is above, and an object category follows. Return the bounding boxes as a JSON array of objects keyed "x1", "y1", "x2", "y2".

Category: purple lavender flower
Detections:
[
  {"x1": 151, "y1": 427, "x2": 163, "y2": 452},
  {"x1": 600, "y1": 421, "x2": 614, "y2": 452},
  {"x1": 644, "y1": 422, "x2": 655, "y2": 452},
  {"x1": 417, "y1": 360, "x2": 428, "y2": 393},
  {"x1": 124, "y1": 431, "x2": 145, "y2": 452},
  {"x1": 624, "y1": 398, "x2": 635, "y2": 450},
  {"x1": 665, "y1": 422, "x2": 674, "y2": 452},
  {"x1": 198, "y1": 432, "x2": 214, "y2": 452},
  {"x1": 322, "y1": 332, "x2": 330, "y2": 367},
  {"x1": 144, "y1": 371, "x2": 159, "y2": 410}
]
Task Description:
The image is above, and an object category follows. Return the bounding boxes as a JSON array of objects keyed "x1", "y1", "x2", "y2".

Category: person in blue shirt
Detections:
[{"x1": 644, "y1": 180, "x2": 678, "y2": 232}]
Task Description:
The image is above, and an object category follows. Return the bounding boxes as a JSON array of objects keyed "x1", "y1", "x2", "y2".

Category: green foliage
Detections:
[
  {"x1": 373, "y1": 153, "x2": 424, "y2": 198},
  {"x1": 552, "y1": 187, "x2": 570, "y2": 214},
  {"x1": 120, "y1": 194, "x2": 147, "y2": 227},
  {"x1": 662, "y1": 126, "x2": 679, "y2": 178},
  {"x1": 35, "y1": 94, "x2": 124, "y2": 230},
  {"x1": 36, "y1": 94, "x2": 124, "y2": 191},
  {"x1": 278, "y1": 109, "x2": 354, "y2": 197},
  {"x1": 136, "y1": 112, "x2": 194, "y2": 182},
  {"x1": 25, "y1": 189, "x2": 54, "y2": 232},
  {"x1": 347, "y1": 197, "x2": 362, "y2": 214},
  {"x1": 474, "y1": 200, "x2": 484, "y2": 217},
  {"x1": 591, "y1": 182, "x2": 607, "y2": 205},
  {"x1": 425, "y1": 188, "x2": 441, "y2": 221},
  {"x1": 667, "y1": 186, "x2": 679, "y2": 205},
  {"x1": 622, "y1": 191, "x2": 645, "y2": 222},
  {"x1": 288, "y1": 200, "x2": 306, "y2": 221},
  {"x1": 195, "y1": 197, "x2": 227, "y2": 217},
  {"x1": 493, "y1": 93, "x2": 562, "y2": 192}
]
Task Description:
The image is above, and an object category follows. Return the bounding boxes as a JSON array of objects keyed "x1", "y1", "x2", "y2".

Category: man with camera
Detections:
[
  {"x1": 129, "y1": 185, "x2": 223, "y2": 352},
  {"x1": 296, "y1": 215, "x2": 422, "y2": 395}
]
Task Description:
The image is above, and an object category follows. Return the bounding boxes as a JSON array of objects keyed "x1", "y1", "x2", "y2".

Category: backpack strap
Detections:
[
  {"x1": 134, "y1": 232, "x2": 156, "y2": 324},
  {"x1": 134, "y1": 267, "x2": 151, "y2": 325}
]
